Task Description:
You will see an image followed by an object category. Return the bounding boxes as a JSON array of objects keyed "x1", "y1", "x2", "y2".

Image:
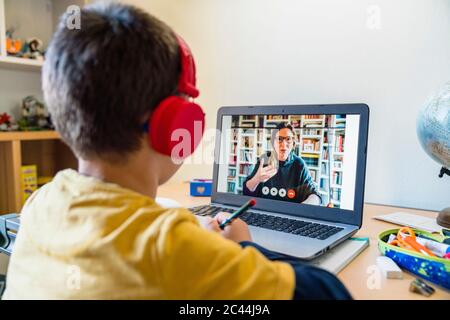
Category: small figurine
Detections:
[
  {"x1": 19, "y1": 96, "x2": 53, "y2": 130},
  {"x1": 5, "y1": 28, "x2": 22, "y2": 56},
  {"x1": 0, "y1": 112, "x2": 19, "y2": 131},
  {"x1": 20, "y1": 38, "x2": 45, "y2": 61}
]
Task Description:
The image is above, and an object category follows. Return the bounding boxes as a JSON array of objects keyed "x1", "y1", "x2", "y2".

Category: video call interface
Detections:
[{"x1": 217, "y1": 114, "x2": 360, "y2": 211}]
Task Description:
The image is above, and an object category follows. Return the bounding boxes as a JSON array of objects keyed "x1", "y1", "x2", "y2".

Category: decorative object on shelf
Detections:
[
  {"x1": 21, "y1": 165, "x2": 38, "y2": 205},
  {"x1": 5, "y1": 28, "x2": 23, "y2": 56},
  {"x1": 0, "y1": 112, "x2": 19, "y2": 131},
  {"x1": 18, "y1": 96, "x2": 53, "y2": 131},
  {"x1": 5, "y1": 28, "x2": 45, "y2": 61},
  {"x1": 20, "y1": 38, "x2": 45, "y2": 61}
]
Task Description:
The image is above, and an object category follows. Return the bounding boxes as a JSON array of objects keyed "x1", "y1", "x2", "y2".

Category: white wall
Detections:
[
  {"x1": 1, "y1": 0, "x2": 448, "y2": 211},
  {"x1": 127, "y1": 0, "x2": 450, "y2": 211}
]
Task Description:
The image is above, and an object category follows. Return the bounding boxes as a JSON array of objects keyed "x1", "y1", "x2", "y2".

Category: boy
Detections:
[{"x1": 3, "y1": 2, "x2": 351, "y2": 299}]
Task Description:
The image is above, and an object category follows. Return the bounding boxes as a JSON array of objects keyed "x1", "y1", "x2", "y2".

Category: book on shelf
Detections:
[
  {"x1": 232, "y1": 129, "x2": 238, "y2": 140},
  {"x1": 240, "y1": 150, "x2": 254, "y2": 162},
  {"x1": 301, "y1": 153, "x2": 319, "y2": 158},
  {"x1": 303, "y1": 157, "x2": 319, "y2": 167},
  {"x1": 238, "y1": 176, "x2": 246, "y2": 188},
  {"x1": 333, "y1": 160, "x2": 343, "y2": 170},
  {"x1": 331, "y1": 189, "x2": 342, "y2": 202},
  {"x1": 302, "y1": 128, "x2": 322, "y2": 136},
  {"x1": 304, "y1": 115, "x2": 322, "y2": 120},
  {"x1": 335, "y1": 135, "x2": 345, "y2": 152},
  {"x1": 302, "y1": 138, "x2": 320, "y2": 152},
  {"x1": 227, "y1": 182, "x2": 236, "y2": 193},
  {"x1": 257, "y1": 129, "x2": 264, "y2": 141},
  {"x1": 320, "y1": 162, "x2": 328, "y2": 175},
  {"x1": 228, "y1": 168, "x2": 236, "y2": 177},
  {"x1": 239, "y1": 163, "x2": 253, "y2": 176},
  {"x1": 231, "y1": 143, "x2": 237, "y2": 154},
  {"x1": 267, "y1": 115, "x2": 288, "y2": 120},
  {"x1": 239, "y1": 123, "x2": 255, "y2": 128},
  {"x1": 303, "y1": 123, "x2": 319, "y2": 128},
  {"x1": 229, "y1": 155, "x2": 237, "y2": 165},
  {"x1": 322, "y1": 148, "x2": 329, "y2": 160},
  {"x1": 310, "y1": 169, "x2": 317, "y2": 181},
  {"x1": 319, "y1": 177, "x2": 329, "y2": 189},
  {"x1": 332, "y1": 172, "x2": 343, "y2": 185},
  {"x1": 323, "y1": 115, "x2": 332, "y2": 128},
  {"x1": 241, "y1": 136, "x2": 254, "y2": 148},
  {"x1": 242, "y1": 128, "x2": 256, "y2": 135}
]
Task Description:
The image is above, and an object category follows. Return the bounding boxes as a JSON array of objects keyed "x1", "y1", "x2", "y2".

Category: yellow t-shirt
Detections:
[{"x1": 3, "y1": 169, "x2": 294, "y2": 299}]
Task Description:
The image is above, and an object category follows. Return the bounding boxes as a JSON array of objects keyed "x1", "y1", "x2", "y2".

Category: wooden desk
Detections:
[{"x1": 157, "y1": 182, "x2": 450, "y2": 300}]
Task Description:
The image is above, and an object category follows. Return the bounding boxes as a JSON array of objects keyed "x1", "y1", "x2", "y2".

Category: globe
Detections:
[{"x1": 417, "y1": 82, "x2": 450, "y2": 177}]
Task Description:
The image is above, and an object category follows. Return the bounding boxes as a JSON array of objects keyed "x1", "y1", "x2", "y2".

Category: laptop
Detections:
[{"x1": 190, "y1": 104, "x2": 369, "y2": 260}]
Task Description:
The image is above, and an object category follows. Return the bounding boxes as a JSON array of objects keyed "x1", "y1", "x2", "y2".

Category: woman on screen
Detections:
[{"x1": 243, "y1": 122, "x2": 321, "y2": 205}]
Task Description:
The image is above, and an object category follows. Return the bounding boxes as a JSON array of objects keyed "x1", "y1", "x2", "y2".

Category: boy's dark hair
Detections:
[{"x1": 42, "y1": 2, "x2": 180, "y2": 159}]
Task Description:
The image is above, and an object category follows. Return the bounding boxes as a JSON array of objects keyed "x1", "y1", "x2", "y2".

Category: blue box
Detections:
[{"x1": 190, "y1": 179, "x2": 213, "y2": 197}]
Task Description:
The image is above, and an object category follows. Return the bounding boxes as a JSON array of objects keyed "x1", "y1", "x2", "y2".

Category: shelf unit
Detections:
[
  {"x1": 0, "y1": 131, "x2": 77, "y2": 214},
  {"x1": 0, "y1": 0, "x2": 89, "y2": 72},
  {"x1": 226, "y1": 114, "x2": 347, "y2": 207}
]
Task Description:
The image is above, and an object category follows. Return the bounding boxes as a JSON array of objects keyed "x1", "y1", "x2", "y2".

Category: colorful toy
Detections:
[
  {"x1": 0, "y1": 112, "x2": 19, "y2": 131},
  {"x1": 5, "y1": 28, "x2": 22, "y2": 56},
  {"x1": 21, "y1": 165, "x2": 38, "y2": 204},
  {"x1": 19, "y1": 96, "x2": 53, "y2": 130},
  {"x1": 20, "y1": 38, "x2": 45, "y2": 61}
]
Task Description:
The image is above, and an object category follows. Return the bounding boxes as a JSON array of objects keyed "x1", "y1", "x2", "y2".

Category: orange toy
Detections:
[{"x1": 6, "y1": 38, "x2": 22, "y2": 55}]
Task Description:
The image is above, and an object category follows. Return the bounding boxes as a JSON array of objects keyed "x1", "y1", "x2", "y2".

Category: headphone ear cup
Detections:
[{"x1": 149, "y1": 96, "x2": 205, "y2": 159}]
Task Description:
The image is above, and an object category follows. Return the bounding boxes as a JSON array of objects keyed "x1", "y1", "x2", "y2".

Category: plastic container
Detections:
[
  {"x1": 190, "y1": 179, "x2": 212, "y2": 197},
  {"x1": 378, "y1": 228, "x2": 450, "y2": 290}
]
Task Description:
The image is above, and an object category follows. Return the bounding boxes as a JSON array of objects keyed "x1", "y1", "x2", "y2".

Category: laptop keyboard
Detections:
[{"x1": 189, "y1": 205, "x2": 344, "y2": 240}]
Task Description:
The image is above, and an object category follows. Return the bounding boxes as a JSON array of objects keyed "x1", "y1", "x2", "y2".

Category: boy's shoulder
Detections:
[{"x1": 21, "y1": 169, "x2": 198, "y2": 237}]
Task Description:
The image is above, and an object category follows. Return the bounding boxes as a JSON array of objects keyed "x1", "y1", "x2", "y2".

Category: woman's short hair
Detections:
[{"x1": 271, "y1": 122, "x2": 295, "y2": 143}]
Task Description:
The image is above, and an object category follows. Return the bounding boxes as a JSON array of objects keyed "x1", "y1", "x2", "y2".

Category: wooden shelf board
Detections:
[
  {"x1": 0, "y1": 56, "x2": 43, "y2": 72},
  {"x1": 0, "y1": 131, "x2": 60, "y2": 142}
]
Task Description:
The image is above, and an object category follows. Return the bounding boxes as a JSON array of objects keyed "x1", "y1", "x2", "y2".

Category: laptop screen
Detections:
[{"x1": 216, "y1": 114, "x2": 360, "y2": 211}]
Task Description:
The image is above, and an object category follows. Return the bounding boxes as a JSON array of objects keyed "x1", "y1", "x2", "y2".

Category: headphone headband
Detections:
[{"x1": 176, "y1": 35, "x2": 200, "y2": 98}]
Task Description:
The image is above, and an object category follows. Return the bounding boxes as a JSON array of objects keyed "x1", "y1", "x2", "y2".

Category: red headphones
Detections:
[{"x1": 147, "y1": 35, "x2": 205, "y2": 160}]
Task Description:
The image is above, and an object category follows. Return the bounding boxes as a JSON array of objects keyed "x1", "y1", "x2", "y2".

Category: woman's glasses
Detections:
[{"x1": 277, "y1": 136, "x2": 294, "y2": 144}]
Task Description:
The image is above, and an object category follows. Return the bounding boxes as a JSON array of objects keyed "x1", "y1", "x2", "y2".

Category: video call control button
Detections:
[
  {"x1": 287, "y1": 189, "x2": 296, "y2": 199},
  {"x1": 270, "y1": 187, "x2": 278, "y2": 196}
]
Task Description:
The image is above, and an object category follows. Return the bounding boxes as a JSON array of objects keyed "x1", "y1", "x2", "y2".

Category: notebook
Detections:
[
  {"x1": 374, "y1": 212, "x2": 442, "y2": 233},
  {"x1": 306, "y1": 237, "x2": 370, "y2": 274}
]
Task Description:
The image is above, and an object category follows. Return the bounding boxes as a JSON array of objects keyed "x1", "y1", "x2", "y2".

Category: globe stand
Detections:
[
  {"x1": 436, "y1": 167, "x2": 450, "y2": 229},
  {"x1": 437, "y1": 207, "x2": 450, "y2": 229},
  {"x1": 438, "y1": 166, "x2": 450, "y2": 178}
]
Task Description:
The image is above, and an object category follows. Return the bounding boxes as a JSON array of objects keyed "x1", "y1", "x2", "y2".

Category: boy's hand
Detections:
[{"x1": 203, "y1": 212, "x2": 252, "y2": 243}]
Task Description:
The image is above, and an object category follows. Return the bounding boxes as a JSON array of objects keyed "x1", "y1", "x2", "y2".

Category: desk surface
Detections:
[{"x1": 157, "y1": 182, "x2": 449, "y2": 300}]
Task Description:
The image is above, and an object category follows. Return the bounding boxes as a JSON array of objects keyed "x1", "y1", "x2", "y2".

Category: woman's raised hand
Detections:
[{"x1": 255, "y1": 158, "x2": 278, "y2": 183}]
